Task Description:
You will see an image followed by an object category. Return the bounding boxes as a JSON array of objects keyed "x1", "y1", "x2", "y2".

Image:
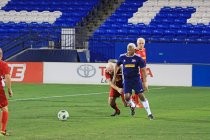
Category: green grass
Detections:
[{"x1": 2, "y1": 83, "x2": 210, "y2": 140}]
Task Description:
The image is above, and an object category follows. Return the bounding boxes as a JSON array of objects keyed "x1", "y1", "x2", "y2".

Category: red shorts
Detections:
[
  {"x1": 0, "y1": 89, "x2": 8, "y2": 108},
  {"x1": 109, "y1": 87, "x2": 121, "y2": 98}
]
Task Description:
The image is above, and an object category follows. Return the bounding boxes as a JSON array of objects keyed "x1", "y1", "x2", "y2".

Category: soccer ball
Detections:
[{"x1": 57, "y1": 110, "x2": 69, "y2": 121}]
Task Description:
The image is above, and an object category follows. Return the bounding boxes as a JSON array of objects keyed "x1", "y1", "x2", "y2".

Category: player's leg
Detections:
[
  {"x1": 125, "y1": 93, "x2": 136, "y2": 116},
  {"x1": 109, "y1": 97, "x2": 120, "y2": 116},
  {"x1": 120, "y1": 93, "x2": 128, "y2": 107},
  {"x1": 133, "y1": 75, "x2": 144, "y2": 108},
  {"x1": 124, "y1": 80, "x2": 135, "y2": 107},
  {"x1": 108, "y1": 89, "x2": 120, "y2": 116},
  {"x1": 133, "y1": 93, "x2": 143, "y2": 108},
  {"x1": 124, "y1": 89, "x2": 135, "y2": 108},
  {"x1": 124, "y1": 80, "x2": 136, "y2": 116},
  {"x1": 124, "y1": 93, "x2": 135, "y2": 107},
  {"x1": 134, "y1": 77, "x2": 153, "y2": 119},
  {"x1": 133, "y1": 77, "x2": 144, "y2": 108},
  {"x1": 138, "y1": 93, "x2": 154, "y2": 120},
  {"x1": 0, "y1": 106, "x2": 9, "y2": 135},
  {"x1": 0, "y1": 110, "x2": 2, "y2": 130},
  {"x1": 0, "y1": 91, "x2": 9, "y2": 136},
  {"x1": 131, "y1": 94, "x2": 136, "y2": 105}
]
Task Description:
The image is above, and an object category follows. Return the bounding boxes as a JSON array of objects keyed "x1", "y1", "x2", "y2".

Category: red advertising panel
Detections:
[{"x1": 8, "y1": 62, "x2": 43, "y2": 83}]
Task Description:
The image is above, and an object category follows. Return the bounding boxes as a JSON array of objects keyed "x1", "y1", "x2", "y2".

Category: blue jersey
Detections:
[{"x1": 117, "y1": 53, "x2": 146, "y2": 79}]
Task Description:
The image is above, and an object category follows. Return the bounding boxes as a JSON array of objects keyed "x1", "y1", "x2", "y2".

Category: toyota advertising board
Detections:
[
  {"x1": 43, "y1": 62, "x2": 106, "y2": 84},
  {"x1": 43, "y1": 62, "x2": 192, "y2": 86}
]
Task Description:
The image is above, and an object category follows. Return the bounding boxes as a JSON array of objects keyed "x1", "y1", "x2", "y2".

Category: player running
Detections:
[{"x1": 113, "y1": 43, "x2": 154, "y2": 119}]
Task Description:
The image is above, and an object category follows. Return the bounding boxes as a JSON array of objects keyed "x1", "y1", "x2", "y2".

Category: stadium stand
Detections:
[
  {"x1": 0, "y1": 0, "x2": 99, "y2": 61},
  {"x1": 7, "y1": 49, "x2": 79, "y2": 62},
  {"x1": 0, "y1": 0, "x2": 210, "y2": 63},
  {"x1": 89, "y1": 0, "x2": 210, "y2": 63}
]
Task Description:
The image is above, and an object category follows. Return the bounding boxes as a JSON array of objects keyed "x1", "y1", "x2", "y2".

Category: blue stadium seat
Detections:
[
  {"x1": 172, "y1": 36, "x2": 186, "y2": 42},
  {"x1": 201, "y1": 29, "x2": 210, "y2": 37},
  {"x1": 177, "y1": 29, "x2": 187, "y2": 37},
  {"x1": 152, "y1": 29, "x2": 164, "y2": 36},
  {"x1": 188, "y1": 29, "x2": 201, "y2": 37},
  {"x1": 1, "y1": 0, "x2": 100, "y2": 59},
  {"x1": 89, "y1": 0, "x2": 210, "y2": 62},
  {"x1": 164, "y1": 29, "x2": 176, "y2": 37}
]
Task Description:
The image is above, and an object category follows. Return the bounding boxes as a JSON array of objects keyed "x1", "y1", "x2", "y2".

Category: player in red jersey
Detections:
[
  {"x1": 105, "y1": 60, "x2": 127, "y2": 116},
  {"x1": 0, "y1": 48, "x2": 13, "y2": 136},
  {"x1": 132, "y1": 38, "x2": 147, "y2": 108}
]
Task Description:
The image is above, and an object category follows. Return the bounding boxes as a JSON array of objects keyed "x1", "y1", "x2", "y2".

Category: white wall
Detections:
[
  {"x1": 43, "y1": 62, "x2": 192, "y2": 86},
  {"x1": 147, "y1": 64, "x2": 192, "y2": 86}
]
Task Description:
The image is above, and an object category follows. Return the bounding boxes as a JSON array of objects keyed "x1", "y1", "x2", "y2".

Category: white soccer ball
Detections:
[{"x1": 57, "y1": 110, "x2": 69, "y2": 121}]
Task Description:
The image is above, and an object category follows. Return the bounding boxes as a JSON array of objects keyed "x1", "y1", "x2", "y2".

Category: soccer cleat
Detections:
[
  {"x1": 148, "y1": 114, "x2": 154, "y2": 120},
  {"x1": 0, "y1": 131, "x2": 10, "y2": 136},
  {"x1": 110, "y1": 109, "x2": 120, "y2": 116},
  {"x1": 130, "y1": 107, "x2": 135, "y2": 116}
]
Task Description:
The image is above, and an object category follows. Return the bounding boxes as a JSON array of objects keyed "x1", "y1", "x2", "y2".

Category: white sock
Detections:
[
  {"x1": 127, "y1": 99, "x2": 135, "y2": 108},
  {"x1": 142, "y1": 99, "x2": 152, "y2": 115}
]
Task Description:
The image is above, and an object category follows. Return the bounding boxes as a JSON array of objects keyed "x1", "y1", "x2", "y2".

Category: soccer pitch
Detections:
[{"x1": 5, "y1": 83, "x2": 210, "y2": 140}]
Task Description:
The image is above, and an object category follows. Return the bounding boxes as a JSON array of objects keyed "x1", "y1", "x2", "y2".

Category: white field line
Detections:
[
  {"x1": 9, "y1": 87, "x2": 165, "y2": 102},
  {"x1": 9, "y1": 92, "x2": 108, "y2": 102}
]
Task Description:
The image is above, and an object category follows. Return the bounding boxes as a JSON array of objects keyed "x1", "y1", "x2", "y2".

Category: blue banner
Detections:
[{"x1": 192, "y1": 64, "x2": 210, "y2": 87}]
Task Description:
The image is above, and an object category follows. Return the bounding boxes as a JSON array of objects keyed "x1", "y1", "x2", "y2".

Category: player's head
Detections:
[
  {"x1": 106, "y1": 62, "x2": 115, "y2": 74},
  {"x1": 108, "y1": 59, "x2": 117, "y2": 63},
  {"x1": 137, "y1": 38, "x2": 145, "y2": 49},
  {"x1": 127, "y1": 43, "x2": 136, "y2": 56}
]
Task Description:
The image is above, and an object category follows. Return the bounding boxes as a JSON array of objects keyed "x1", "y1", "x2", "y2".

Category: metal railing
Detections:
[{"x1": 0, "y1": 26, "x2": 90, "y2": 59}]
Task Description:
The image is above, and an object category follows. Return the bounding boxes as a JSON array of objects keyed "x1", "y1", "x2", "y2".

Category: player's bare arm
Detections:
[
  {"x1": 5, "y1": 74, "x2": 13, "y2": 97},
  {"x1": 112, "y1": 64, "x2": 120, "y2": 83},
  {"x1": 107, "y1": 78, "x2": 123, "y2": 94},
  {"x1": 141, "y1": 67, "x2": 148, "y2": 91}
]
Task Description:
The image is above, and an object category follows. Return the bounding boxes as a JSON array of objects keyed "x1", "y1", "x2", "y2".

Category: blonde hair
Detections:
[
  {"x1": 137, "y1": 38, "x2": 145, "y2": 44},
  {"x1": 106, "y1": 62, "x2": 115, "y2": 72}
]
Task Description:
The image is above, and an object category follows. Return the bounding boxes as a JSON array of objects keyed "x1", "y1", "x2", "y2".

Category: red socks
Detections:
[{"x1": 1, "y1": 111, "x2": 8, "y2": 133}]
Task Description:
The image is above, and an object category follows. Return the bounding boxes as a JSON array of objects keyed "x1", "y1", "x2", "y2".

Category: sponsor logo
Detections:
[
  {"x1": 146, "y1": 67, "x2": 153, "y2": 77},
  {"x1": 125, "y1": 64, "x2": 135, "y2": 68},
  {"x1": 9, "y1": 63, "x2": 26, "y2": 82},
  {"x1": 77, "y1": 64, "x2": 96, "y2": 78},
  {"x1": 132, "y1": 59, "x2": 136, "y2": 62},
  {"x1": 8, "y1": 62, "x2": 43, "y2": 83}
]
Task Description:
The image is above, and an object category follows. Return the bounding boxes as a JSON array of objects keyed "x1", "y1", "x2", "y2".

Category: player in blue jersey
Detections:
[{"x1": 113, "y1": 43, "x2": 154, "y2": 119}]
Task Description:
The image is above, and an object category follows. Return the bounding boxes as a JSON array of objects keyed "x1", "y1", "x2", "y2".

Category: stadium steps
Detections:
[{"x1": 82, "y1": 0, "x2": 125, "y2": 37}]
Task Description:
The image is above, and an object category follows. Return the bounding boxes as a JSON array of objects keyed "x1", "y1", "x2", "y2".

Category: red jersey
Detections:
[
  {"x1": 0, "y1": 60, "x2": 10, "y2": 108},
  {"x1": 105, "y1": 69, "x2": 123, "y2": 88},
  {"x1": 0, "y1": 60, "x2": 10, "y2": 89},
  {"x1": 135, "y1": 48, "x2": 146, "y2": 79},
  {"x1": 135, "y1": 48, "x2": 146, "y2": 62}
]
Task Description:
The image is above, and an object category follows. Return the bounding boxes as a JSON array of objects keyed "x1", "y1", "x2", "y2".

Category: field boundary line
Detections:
[
  {"x1": 9, "y1": 87, "x2": 165, "y2": 102},
  {"x1": 9, "y1": 92, "x2": 108, "y2": 102}
]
